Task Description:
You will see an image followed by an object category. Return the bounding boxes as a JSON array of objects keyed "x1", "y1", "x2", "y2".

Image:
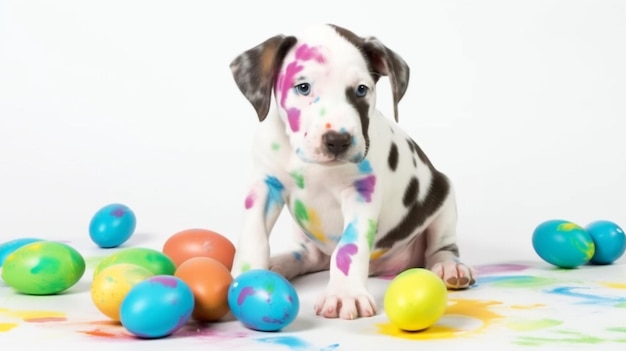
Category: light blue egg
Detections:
[
  {"x1": 89, "y1": 203, "x2": 136, "y2": 248},
  {"x1": 227, "y1": 269, "x2": 299, "y2": 332},
  {"x1": 532, "y1": 219, "x2": 595, "y2": 268},
  {"x1": 0, "y1": 238, "x2": 44, "y2": 268},
  {"x1": 585, "y1": 220, "x2": 626, "y2": 265},
  {"x1": 120, "y1": 275, "x2": 194, "y2": 338}
]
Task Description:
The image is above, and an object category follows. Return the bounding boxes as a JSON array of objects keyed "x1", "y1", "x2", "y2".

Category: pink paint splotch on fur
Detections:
[
  {"x1": 245, "y1": 192, "x2": 256, "y2": 209},
  {"x1": 336, "y1": 243, "x2": 358, "y2": 276},
  {"x1": 275, "y1": 44, "x2": 326, "y2": 132}
]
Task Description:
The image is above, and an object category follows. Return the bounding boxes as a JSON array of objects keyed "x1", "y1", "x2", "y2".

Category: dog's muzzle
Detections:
[{"x1": 322, "y1": 130, "x2": 352, "y2": 157}]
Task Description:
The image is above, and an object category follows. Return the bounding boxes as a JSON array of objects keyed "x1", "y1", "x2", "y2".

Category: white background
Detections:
[{"x1": 1, "y1": 0, "x2": 625, "y2": 265}]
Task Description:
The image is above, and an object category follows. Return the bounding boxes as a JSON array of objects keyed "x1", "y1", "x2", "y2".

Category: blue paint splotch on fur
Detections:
[
  {"x1": 256, "y1": 336, "x2": 340, "y2": 350},
  {"x1": 354, "y1": 175, "x2": 376, "y2": 202},
  {"x1": 340, "y1": 220, "x2": 358, "y2": 244},
  {"x1": 264, "y1": 175, "x2": 285, "y2": 214},
  {"x1": 357, "y1": 159, "x2": 372, "y2": 174}
]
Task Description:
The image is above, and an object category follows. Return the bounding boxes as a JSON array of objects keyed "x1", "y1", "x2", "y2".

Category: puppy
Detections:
[{"x1": 228, "y1": 23, "x2": 475, "y2": 320}]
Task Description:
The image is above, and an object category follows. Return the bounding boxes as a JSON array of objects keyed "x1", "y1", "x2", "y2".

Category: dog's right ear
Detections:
[{"x1": 230, "y1": 35, "x2": 297, "y2": 122}]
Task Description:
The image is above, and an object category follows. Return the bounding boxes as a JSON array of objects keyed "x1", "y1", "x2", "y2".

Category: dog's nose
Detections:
[{"x1": 323, "y1": 131, "x2": 352, "y2": 155}]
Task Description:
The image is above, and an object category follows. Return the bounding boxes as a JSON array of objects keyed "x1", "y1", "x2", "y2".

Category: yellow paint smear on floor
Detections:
[{"x1": 377, "y1": 299, "x2": 504, "y2": 340}]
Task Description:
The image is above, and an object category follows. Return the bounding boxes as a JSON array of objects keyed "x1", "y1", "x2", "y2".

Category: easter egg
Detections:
[
  {"x1": 91, "y1": 263, "x2": 154, "y2": 320},
  {"x1": 0, "y1": 238, "x2": 44, "y2": 267},
  {"x1": 174, "y1": 257, "x2": 233, "y2": 322},
  {"x1": 227, "y1": 269, "x2": 299, "y2": 332},
  {"x1": 384, "y1": 268, "x2": 448, "y2": 331},
  {"x1": 162, "y1": 228, "x2": 236, "y2": 269},
  {"x1": 120, "y1": 275, "x2": 194, "y2": 339},
  {"x1": 585, "y1": 220, "x2": 626, "y2": 265},
  {"x1": 93, "y1": 247, "x2": 176, "y2": 278},
  {"x1": 532, "y1": 219, "x2": 595, "y2": 268},
  {"x1": 1, "y1": 241, "x2": 86, "y2": 295},
  {"x1": 89, "y1": 203, "x2": 137, "y2": 248}
]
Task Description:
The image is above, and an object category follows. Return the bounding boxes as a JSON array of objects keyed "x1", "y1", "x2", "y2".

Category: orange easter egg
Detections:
[
  {"x1": 174, "y1": 256, "x2": 233, "y2": 322},
  {"x1": 162, "y1": 228, "x2": 236, "y2": 269}
]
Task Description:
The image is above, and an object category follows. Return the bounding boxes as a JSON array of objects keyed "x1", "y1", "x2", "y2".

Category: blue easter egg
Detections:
[
  {"x1": 0, "y1": 238, "x2": 44, "y2": 267},
  {"x1": 89, "y1": 203, "x2": 136, "y2": 248},
  {"x1": 532, "y1": 219, "x2": 595, "y2": 268},
  {"x1": 585, "y1": 220, "x2": 626, "y2": 265},
  {"x1": 120, "y1": 275, "x2": 194, "y2": 338},
  {"x1": 227, "y1": 269, "x2": 299, "y2": 332}
]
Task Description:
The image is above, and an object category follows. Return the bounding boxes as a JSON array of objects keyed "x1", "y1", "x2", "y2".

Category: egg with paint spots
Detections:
[
  {"x1": 89, "y1": 203, "x2": 137, "y2": 248},
  {"x1": 532, "y1": 219, "x2": 595, "y2": 268},
  {"x1": 384, "y1": 268, "x2": 448, "y2": 331},
  {"x1": 227, "y1": 269, "x2": 299, "y2": 332},
  {"x1": 174, "y1": 257, "x2": 233, "y2": 322},
  {"x1": 120, "y1": 275, "x2": 194, "y2": 339},
  {"x1": 93, "y1": 247, "x2": 176, "y2": 278},
  {"x1": 162, "y1": 228, "x2": 236, "y2": 269},
  {"x1": 0, "y1": 238, "x2": 44, "y2": 268},
  {"x1": 90, "y1": 263, "x2": 154, "y2": 321},
  {"x1": 1, "y1": 241, "x2": 86, "y2": 295},
  {"x1": 585, "y1": 220, "x2": 626, "y2": 265}
]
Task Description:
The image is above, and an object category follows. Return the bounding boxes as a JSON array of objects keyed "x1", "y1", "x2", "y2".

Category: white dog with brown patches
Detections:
[{"x1": 229, "y1": 23, "x2": 475, "y2": 320}]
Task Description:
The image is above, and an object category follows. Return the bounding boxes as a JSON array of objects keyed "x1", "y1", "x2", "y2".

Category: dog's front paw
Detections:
[
  {"x1": 314, "y1": 285, "x2": 377, "y2": 320},
  {"x1": 430, "y1": 261, "x2": 476, "y2": 289}
]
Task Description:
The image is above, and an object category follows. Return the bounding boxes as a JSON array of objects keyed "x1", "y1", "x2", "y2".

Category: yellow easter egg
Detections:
[
  {"x1": 90, "y1": 263, "x2": 154, "y2": 320},
  {"x1": 384, "y1": 268, "x2": 448, "y2": 331}
]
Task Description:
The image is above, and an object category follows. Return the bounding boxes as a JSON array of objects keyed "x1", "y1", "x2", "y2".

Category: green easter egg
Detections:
[
  {"x1": 94, "y1": 247, "x2": 176, "y2": 278},
  {"x1": 1, "y1": 241, "x2": 86, "y2": 295}
]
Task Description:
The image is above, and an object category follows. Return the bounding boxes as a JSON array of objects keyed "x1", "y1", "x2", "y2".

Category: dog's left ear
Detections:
[
  {"x1": 230, "y1": 35, "x2": 297, "y2": 122},
  {"x1": 362, "y1": 37, "x2": 410, "y2": 122}
]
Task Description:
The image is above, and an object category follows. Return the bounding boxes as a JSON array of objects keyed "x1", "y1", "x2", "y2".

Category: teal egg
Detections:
[
  {"x1": 585, "y1": 220, "x2": 626, "y2": 265},
  {"x1": 532, "y1": 219, "x2": 595, "y2": 268},
  {"x1": 1, "y1": 241, "x2": 86, "y2": 295},
  {"x1": 0, "y1": 238, "x2": 44, "y2": 268}
]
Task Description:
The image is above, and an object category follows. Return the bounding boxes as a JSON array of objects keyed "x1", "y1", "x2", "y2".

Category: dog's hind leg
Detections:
[
  {"x1": 270, "y1": 228, "x2": 330, "y2": 281},
  {"x1": 423, "y1": 189, "x2": 476, "y2": 289}
]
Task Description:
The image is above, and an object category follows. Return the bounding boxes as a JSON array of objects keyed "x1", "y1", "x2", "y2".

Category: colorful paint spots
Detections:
[
  {"x1": 0, "y1": 308, "x2": 67, "y2": 333},
  {"x1": 275, "y1": 44, "x2": 326, "y2": 133},
  {"x1": 256, "y1": 336, "x2": 339, "y2": 351},
  {"x1": 294, "y1": 199, "x2": 327, "y2": 243},
  {"x1": 366, "y1": 220, "x2": 377, "y2": 250},
  {"x1": 264, "y1": 176, "x2": 285, "y2": 214},
  {"x1": 544, "y1": 286, "x2": 626, "y2": 305},
  {"x1": 377, "y1": 299, "x2": 504, "y2": 340},
  {"x1": 476, "y1": 275, "x2": 557, "y2": 288},
  {"x1": 0, "y1": 323, "x2": 17, "y2": 332},
  {"x1": 244, "y1": 191, "x2": 256, "y2": 209},
  {"x1": 271, "y1": 142, "x2": 281, "y2": 151},
  {"x1": 505, "y1": 318, "x2": 562, "y2": 332},
  {"x1": 357, "y1": 159, "x2": 372, "y2": 174},
  {"x1": 354, "y1": 175, "x2": 376, "y2": 202},
  {"x1": 290, "y1": 171, "x2": 305, "y2": 189},
  {"x1": 473, "y1": 263, "x2": 531, "y2": 275},
  {"x1": 336, "y1": 243, "x2": 358, "y2": 276}
]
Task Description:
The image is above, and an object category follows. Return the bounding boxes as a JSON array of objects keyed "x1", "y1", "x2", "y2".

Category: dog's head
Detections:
[{"x1": 230, "y1": 24, "x2": 409, "y2": 164}]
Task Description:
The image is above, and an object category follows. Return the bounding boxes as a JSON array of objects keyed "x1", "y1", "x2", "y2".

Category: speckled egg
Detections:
[
  {"x1": 120, "y1": 275, "x2": 194, "y2": 339},
  {"x1": 1, "y1": 241, "x2": 86, "y2": 295},
  {"x1": 0, "y1": 238, "x2": 44, "y2": 267},
  {"x1": 227, "y1": 269, "x2": 299, "y2": 332},
  {"x1": 89, "y1": 203, "x2": 137, "y2": 248},
  {"x1": 93, "y1": 247, "x2": 176, "y2": 278},
  {"x1": 532, "y1": 219, "x2": 595, "y2": 268},
  {"x1": 91, "y1": 263, "x2": 154, "y2": 321}
]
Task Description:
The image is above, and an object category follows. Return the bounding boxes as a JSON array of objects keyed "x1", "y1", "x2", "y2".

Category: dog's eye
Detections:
[
  {"x1": 355, "y1": 85, "x2": 369, "y2": 98},
  {"x1": 294, "y1": 83, "x2": 311, "y2": 96}
]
